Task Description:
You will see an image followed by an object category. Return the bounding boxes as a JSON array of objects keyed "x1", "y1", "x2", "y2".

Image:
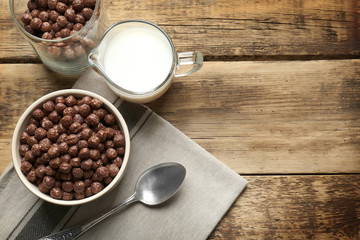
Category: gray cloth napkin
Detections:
[{"x1": 0, "y1": 69, "x2": 247, "y2": 240}]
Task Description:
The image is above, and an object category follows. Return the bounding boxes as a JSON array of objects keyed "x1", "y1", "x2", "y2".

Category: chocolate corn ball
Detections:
[
  {"x1": 73, "y1": 180, "x2": 85, "y2": 193},
  {"x1": 42, "y1": 31, "x2": 54, "y2": 40},
  {"x1": 62, "y1": 181, "x2": 73, "y2": 192},
  {"x1": 68, "y1": 145, "x2": 78, "y2": 157},
  {"x1": 26, "y1": 123, "x2": 37, "y2": 135},
  {"x1": 31, "y1": 144, "x2": 42, "y2": 157},
  {"x1": 60, "y1": 172, "x2": 72, "y2": 181},
  {"x1": 70, "y1": 157, "x2": 82, "y2": 167},
  {"x1": 75, "y1": 191, "x2": 85, "y2": 200},
  {"x1": 27, "y1": 0, "x2": 38, "y2": 11},
  {"x1": 73, "y1": 23, "x2": 83, "y2": 31},
  {"x1": 108, "y1": 164, "x2": 119, "y2": 178},
  {"x1": 60, "y1": 154, "x2": 71, "y2": 164},
  {"x1": 81, "y1": 159, "x2": 93, "y2": 171},
  {"x1": 85, "y1": 186, "x2": 93, "y2": 197},
  {"x1": 21, "y1": 161, "x2": 32, "y2": 174},
  {"x1": 72, "y1": 0, "x2": 84, "y2": 11},
  {"x1": 24, "y1": 25, "x2": 35, "y2": 35},
  {"x1": 59, "y1": 142, "x2": 69, "y2": 154},
  {"x1": 55, "y1": 96, "x2": 65, "y2": 104},
  {"x1": 48, "y1": 46, "x2": 61, "y2": 58},
  {"x1": 41, "y1": 118, "x2": 53, "y2": 130},
  {"x1": 24, "y1": 150, "x2": 35, "y2": 162},
  {"x1": 49, "y1": 157, "x2": 61, "y2": 169},
  {"x1": 91, "y1": 182, "x2": 103, "y2": 194},
  {"x1": 38, "y1": 0, "x2": 48, "y2": 8},
  {"x1": 30, "y1": 17, "x2": 42, "y2": 30},
  {"x1": 105, "y1": 140, "x2": 114, "y2": 149},
  {"x1": 43, "y1": 176, "x2": 56, "y2": 188},
  {"x1": 47, "y1": 128, "x2": 59, "y2": 142},
  {"x1": 72, "y1": 167, "x2": 83, "y2": 179},
  {"x1": 27, "y1": 169, "x2": 37, "y2": 182},
  {"x1": 96, "y1": 166, "x2": 109, "y2": 178},
  {"x1": 50, "y1": 187, "x2": 63, "y2": 199},
  {"x1": 20, "y1": 132, "x2": 30, "y2": 144},
  {"x1": 47, "y1": 0, "x2": 58, "y2": 9},
  {"x1": 88, "y1": 135, "x2": 100, "y2": 148},
  {"x1": 62, "y1": 191, "x2": 74, "y2": 200},
  {"x1": 59, "y1": 162, "x2": 72, "y2": 173},
  {"x1": 64, "y1": 46, "x2": 76, "y2": 60},
  {"x1": 27, "y1": 136, "x2": 38, "y2": 146},
  {"x1": 74, "y1": 44, "x2": 86, "y2": 57},
  {"x1": 91, "y1": 172, "x2": 102, "y2": 182},
  {"x1": 39, "y1": 183, "x2": 51, "y2": 193},
  {"x1": 21, "y1": 12, "x2": 32, "y2": 25},
  {"x1": 48, "y1": 110, "x2": 61, "y2": 123},
  {"x1": 84, "y1": 0, "x2": 96, "y2": 8},
  {"x1": 49, "y1": 10, "x2": 59, "y2": 22},
  {"x1": 74, "y1": 14, "x2": 85, "y2": 24},
  {"x1": 112, "y1": 157, "x2": 123, "y2": 168},
  {"x1": 89, "y1": 149, "x2": 100, "y2": 160},
  {"x1": 57, "y1": 133, "x2": 68, "y2": 144},
  {"x1": 56, "y1": 2, "x2": 67, "y2": 14},
  {"x1": 40, "y1": 21, "x2": 52, "y2": 32},
  {"x1": 65, "y1": 7, "x2": 76, "y2": 22},
  {"x1": 29, "y1": 117, "x2": 40, "y2": 127},
  {"x1": 105, "y1": 148, "x2": 117, "y2": 160},
  {"x1": 19, "y1": 144, "x2": 30, "y2": 156},
  {"x1": 60, "y1": 28, "x2": 71, "y2": 38},
  {"x1": 79, "y1": 148, "x2": 90, "y2": 160},
  {"x1": 35, "y1": 165, "x2": 46, "y2": 179},
  {"x1": 77, "y1": 139, "x2": 88, "y2": 149},
  {"x1": 81, "y1": 8, "x2": 93, "y2": 20},
  {"x1": 83, "y1": 169, "x2": 94, "y2": 179},
  {"x1": 39, "y1": 11, "x2": 49, "y2": 22},
  {"x1": 65, "y1": 95, "x2": 77, "y2": 107},
  {"x1": 113, "y1": 134, "x2": 125, "y2": 147},
  {"x1": 66, "y1": 22, "x2": 74, "y2": 31},
  {"x1": 45, "y1": 166, "x2": 56, "y2": 176},
  {"x1": 103, "y1": 176, "x2": 113, "y2": 185},
  {"x1": 104, "y1": 127, "x2": 115, "y2": 139}
]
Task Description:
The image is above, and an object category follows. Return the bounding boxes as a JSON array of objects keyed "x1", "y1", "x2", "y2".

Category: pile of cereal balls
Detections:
[
  {"x1": 21, "y1": 0, "x2": 96, "y2": 39},
  {"x1": 19, "y1": 95, "x2": 126, "y2": 200}
]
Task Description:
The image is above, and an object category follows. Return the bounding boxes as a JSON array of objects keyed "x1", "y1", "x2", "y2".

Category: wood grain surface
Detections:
[
  {"x1": 2, "y1": 0, "x2": 360, "y2": 239},
  {"x1": 209, "y1": 175, "x2": 360, "y2": 240},
  {"x1": 2, "y1": 61, "x2": 360, "y2": 174},
  {"x1": 2, "y1": 0, "x2": 360, "y2": 62}
]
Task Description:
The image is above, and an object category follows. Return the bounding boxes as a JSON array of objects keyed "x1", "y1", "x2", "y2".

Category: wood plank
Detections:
[
  {"x1": 150, "y1": 59, "x2": 360, "y2": 174},
  {"x1": 0, "y1": 65, "x2": 76, "y2": 173},
  {"x1": 1, "y1": 61, "x2": 360, "y2": 174},
  {"x1": 209, "y1": 175, "x2": 360, "y2": 240},
  {"x1": 2, "y1": 0, "x2": 360, "y2": 62}
]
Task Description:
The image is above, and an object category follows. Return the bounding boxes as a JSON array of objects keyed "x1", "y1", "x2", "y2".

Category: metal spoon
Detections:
[{"x1": 40, "y1": 162, "x2": 186, "y2": 240}]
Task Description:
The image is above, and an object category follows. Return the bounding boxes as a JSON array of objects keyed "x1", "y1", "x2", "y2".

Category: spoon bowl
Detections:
[{"x1": 135, "y1": 162, "x2": 186, "y2": 205}]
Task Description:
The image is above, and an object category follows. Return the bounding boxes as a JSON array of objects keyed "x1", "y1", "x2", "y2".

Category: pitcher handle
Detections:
[{"x1": 175, "y1": 51, "x2": 203, "y2": 77}]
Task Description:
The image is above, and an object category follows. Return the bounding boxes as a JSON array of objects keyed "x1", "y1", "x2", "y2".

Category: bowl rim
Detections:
[{"x1": 12, "y1": 89, "x2": 130, "y2": 206}]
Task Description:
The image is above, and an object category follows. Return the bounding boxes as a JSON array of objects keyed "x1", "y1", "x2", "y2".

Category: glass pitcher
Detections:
[{"x1": 88, "y1": 20, "x2": 203, "y2": 103}]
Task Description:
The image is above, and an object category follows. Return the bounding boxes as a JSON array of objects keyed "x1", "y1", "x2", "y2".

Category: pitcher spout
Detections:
[{"x1": 88, "y1": 49, "x2": 100, "y2": 67}]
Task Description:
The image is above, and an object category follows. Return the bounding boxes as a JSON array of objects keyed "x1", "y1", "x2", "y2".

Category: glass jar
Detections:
[{"x1": 10, "y1": 0, "x2": 108, "y2": 76}]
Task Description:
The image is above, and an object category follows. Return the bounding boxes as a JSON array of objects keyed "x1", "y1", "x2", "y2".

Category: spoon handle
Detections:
[{"x1": 39, "y1": 193, "x2": 138, "y2": 240}]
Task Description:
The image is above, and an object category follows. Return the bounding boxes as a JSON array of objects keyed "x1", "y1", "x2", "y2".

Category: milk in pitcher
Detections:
[{"x1": 103, "y1": 25, "x2": 174, "y2": 94}]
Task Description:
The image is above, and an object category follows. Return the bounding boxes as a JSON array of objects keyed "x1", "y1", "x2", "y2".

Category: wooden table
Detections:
[{"x1": 1, "y1": 0, "x2": 360, "y2": 239}]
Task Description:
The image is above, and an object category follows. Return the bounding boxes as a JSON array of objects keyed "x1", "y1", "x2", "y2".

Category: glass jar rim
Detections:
[{"x1": 9, "y1": 0, "x2": 100, "y2": 43}]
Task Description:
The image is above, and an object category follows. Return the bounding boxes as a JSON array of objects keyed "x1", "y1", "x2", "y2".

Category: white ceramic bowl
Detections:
[{"x1": 12, "y1": 89, "x2": 130, "y2": 205}]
